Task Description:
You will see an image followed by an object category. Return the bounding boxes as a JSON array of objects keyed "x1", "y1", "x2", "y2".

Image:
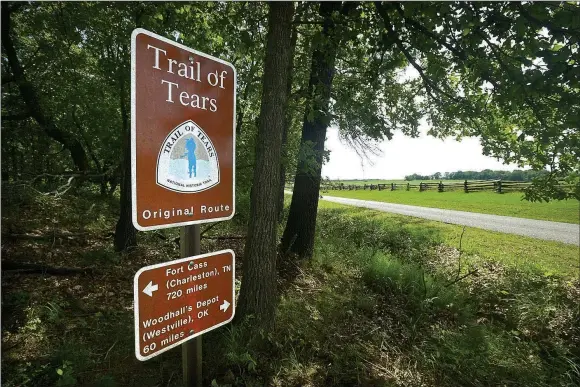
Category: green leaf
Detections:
[
  {"x1": 57, "y1": 369, "x2": 64, "y2": 376},
  {"x1": 462, "y1": 28, "x2": 470, "y2": 36}
]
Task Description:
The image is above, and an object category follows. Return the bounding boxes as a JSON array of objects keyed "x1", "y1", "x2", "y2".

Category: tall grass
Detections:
[{"x1": 309, "y1": 207, "x2": 580, "y2": 386}]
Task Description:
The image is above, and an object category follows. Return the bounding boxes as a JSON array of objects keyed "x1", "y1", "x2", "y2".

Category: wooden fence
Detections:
[{"x1": 321, "y1": 180, "x2": 578, "y2": 194}]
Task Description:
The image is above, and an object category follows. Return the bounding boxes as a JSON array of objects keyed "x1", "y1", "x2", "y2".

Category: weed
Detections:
[{"x1": 80, "y1": 247, "x2": 120, "y2": 266}]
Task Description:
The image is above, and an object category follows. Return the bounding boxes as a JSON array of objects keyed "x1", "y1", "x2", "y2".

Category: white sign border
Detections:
[
  {"x1": 134, "y1": 249, "x2": 236, "y2": 361},
  {"x1": 130, "y1": 28, "x2": 237, "y2": 231}
]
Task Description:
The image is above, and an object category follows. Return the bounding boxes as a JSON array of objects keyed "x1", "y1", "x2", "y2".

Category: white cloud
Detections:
[{"x1": 322, "y1": 125, "x2": 521, "y2": 180}]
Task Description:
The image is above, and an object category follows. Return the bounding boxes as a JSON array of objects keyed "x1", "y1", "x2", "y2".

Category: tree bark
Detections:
[
  {"x1": 280, "y1": 2, "x2": 350, "y2": 258},
  {"x1": 113, "y1": 63, "x2": 137, "y2": 252},
  {"x1": 277, "y1": 22, "x2": 299, "y2": 220},
  {"x1": 236, "y1": 2, "x2": 295, "y2": 326},
  {"x1": 1, "y1": 3, "x2": 89, "y2": 172}
]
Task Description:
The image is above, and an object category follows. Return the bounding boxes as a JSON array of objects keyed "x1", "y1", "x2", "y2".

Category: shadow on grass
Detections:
[
  {"x1": 202, "y1": 207, "x2": 579, "y2": 386},
  {"x1": 2, "y1": 189, "x2": 578, "y2": 386}
]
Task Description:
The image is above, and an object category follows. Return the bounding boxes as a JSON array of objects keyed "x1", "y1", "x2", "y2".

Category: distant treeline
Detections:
[{"x1": 404, "y1": 169, "x2": 549, "y2": 182}]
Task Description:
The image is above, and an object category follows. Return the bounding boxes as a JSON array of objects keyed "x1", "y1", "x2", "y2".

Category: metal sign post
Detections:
[
  {"x1": 131, "y1": 27, "x2": 236, "y2": 386},
  {"x1": 180, "y1": 225, "x2": 202, "y2": 387}
]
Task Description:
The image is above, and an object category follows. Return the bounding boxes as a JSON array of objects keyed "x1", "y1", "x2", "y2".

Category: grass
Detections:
[
  {"x1": 206, "y1": 201, "x2": 579, "y2": 386},
  {"x1": 2, "y1": 187, "x2": 579, "y2": 386},
  {"x1": 319, "y1": 200, "x2": 579, "y2": 278},
  {"x1": 1, "y1": 186, "x2": 246, "y2": 387},
  {"x1": 321, "y1": 189, "x2": 580, "y2": 224},
  {"x1": 308, "y1": 203, "x2": 580, "y2": 386}
]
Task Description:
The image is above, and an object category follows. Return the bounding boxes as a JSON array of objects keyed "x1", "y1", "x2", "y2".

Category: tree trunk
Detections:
[
  {"x1": 114, "y1": 67, "x2": 137, "y2": 252},
  {"x1": 280, "y1": 2, "x2": 350, "y2": 258},
  {"x1": 236, "y1": 2, "x2": 295, "y2": 325},
  {"x1": 277, "y1": 23, "x2": 299, "y2": 220},
  {"x1": 1, "y1": 3, "x2": 89, "y2": 173}
]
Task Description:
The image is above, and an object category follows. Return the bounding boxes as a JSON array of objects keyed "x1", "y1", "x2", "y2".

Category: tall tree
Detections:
[
  {"x1": 282, "y1": 1, "x2": 579, "y2": 259},
  {"x1": 277, "y1": 14, "x2": 300, "y2": 220},
  {"x1": 1, "y1": 2, "x2": 90, "y2": 173},
  {"x1": 113, "y1": 41, "x2": 135, "y2": 252},
  {"x1": 237, "y1": 2, "x2": 295, "y2": 324},
  {"x1": 281, "y1": 2, "x2": 353, "y2": 258}
]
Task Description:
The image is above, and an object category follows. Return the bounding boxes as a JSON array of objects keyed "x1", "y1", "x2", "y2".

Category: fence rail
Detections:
[{"x1": 320, "y1": 180, "x2": 578, "y2": 194}]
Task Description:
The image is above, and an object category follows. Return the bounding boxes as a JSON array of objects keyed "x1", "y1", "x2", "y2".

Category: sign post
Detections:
[
  {"x1": 180, "y1": 225, "x2": 202, "y2": 387},
  {"x1": 131, "y1": 28, "x2": 236, "y2": 386}
]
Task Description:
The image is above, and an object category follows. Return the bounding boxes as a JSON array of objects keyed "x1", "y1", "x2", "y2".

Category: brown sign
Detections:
[
  {"x1": 131, "y1": 28, "x2": 236, "y2": 231},
  {"x1": 134, "y1": 249, "x2": 235, "y2": 361}
]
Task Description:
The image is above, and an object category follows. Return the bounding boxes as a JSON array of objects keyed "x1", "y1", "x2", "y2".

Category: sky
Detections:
[{"x1": 322, "y1": 124, "x2": 522, "y2": 180}]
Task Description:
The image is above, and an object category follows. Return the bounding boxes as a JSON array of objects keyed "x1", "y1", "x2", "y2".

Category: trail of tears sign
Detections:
[
  {"x1": 134, "y1": 250, "x2": 235, "y2": 361},
  {"x1": 131, "y1": 28, "x2": 236, "y2": 231}
]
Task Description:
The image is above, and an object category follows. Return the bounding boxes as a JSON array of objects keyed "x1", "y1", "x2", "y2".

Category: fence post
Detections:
[
  {"x1": 438, "y1": 181, "x2": 443, "y2": 193},
  {"x1": 391, "y1": 183, "x2": 395, "y2": 191},
  {"x1": 406, "y1": 183, "x2": 410, "y2": 191},
  {"x1": 497, "y1": 179, "x2": 502, "y2": 194},
  {"x1": 419, "y1": 182, "x2": 423, "y2": 192},
  {"x1": 464, "y1": 180, "x2": 468, "y2": 193}
]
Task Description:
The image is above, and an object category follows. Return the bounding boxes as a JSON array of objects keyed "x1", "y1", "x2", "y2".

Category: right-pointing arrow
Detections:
[{"x1": 220, "y1": 299, "x2": 230, "y2": 312}]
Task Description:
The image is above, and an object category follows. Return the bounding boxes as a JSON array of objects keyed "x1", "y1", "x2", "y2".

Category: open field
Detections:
[
  {"x1": 320, "y1": 189, "x2": 580, "y2": 224},
  {"x1": 330, "y1": 179, "x2": 463, "y2": 185}
]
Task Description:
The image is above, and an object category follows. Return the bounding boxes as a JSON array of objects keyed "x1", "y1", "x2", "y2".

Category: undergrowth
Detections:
[
  {"x1": 207, "y1": 207, "x2": 579, "y2": 386},
  {"x1": 2, "y1": 189, "x2": 579, "y2": 386}
]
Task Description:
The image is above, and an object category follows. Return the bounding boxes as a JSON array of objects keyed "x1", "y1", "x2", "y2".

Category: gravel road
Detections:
[{"x1": 294, "y1": 192, "x2": 579, "y2": 245}]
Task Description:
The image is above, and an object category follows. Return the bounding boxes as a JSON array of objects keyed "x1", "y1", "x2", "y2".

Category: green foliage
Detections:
[
  {"x1": 55, "y1": 360, "x2": 76, "y2": 387},
  {"x1": 311, "y1": 205, "x2": 580, "y2": 386},
  {"x1": 2, "y1": 2, "x2": 269, "y2": 200},
  {"x1": 80, "y1": 247, "x2": 120, "y2": 266},
  {"x1": 406, "y1": 169, "x2": 550, "y2": 182},
  {"x1": 318, "y1": 199, "x2": 579, "y2": 277},
  {"x1": 43, "y1": 300, "x2": 66, "y2": 324},
  {"x1": 316, "y1": 206, "x2": 442, "y2": 265},
  {"x1": 93, "y1": 374, "x2": 118, "y2": 387},
  {"x1": 309, "y1": 2, "x2": 579, "y2": 201}
]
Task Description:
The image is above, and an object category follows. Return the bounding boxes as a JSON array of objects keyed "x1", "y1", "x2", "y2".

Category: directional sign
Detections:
[
  {"x1": 134, "y1": 249, "x2": 235, "y2": 361},
  {"x1": 131, "y1": 28, "x2": 236, "y2": 231}
]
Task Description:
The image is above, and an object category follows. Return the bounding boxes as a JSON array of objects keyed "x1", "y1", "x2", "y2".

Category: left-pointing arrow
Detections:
[{"x1": 143, "y1": 281, "x2": 158, "y2": 297}]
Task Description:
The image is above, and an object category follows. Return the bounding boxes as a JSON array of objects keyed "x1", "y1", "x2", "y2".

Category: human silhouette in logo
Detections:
[{"x1": 183, "y1": 137, "x2": 197, "y2": 178}]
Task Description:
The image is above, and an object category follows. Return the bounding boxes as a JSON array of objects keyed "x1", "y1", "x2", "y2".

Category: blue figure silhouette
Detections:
[{"x1": 183, "y1": 138, "x2": 197, "y2": 178}]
